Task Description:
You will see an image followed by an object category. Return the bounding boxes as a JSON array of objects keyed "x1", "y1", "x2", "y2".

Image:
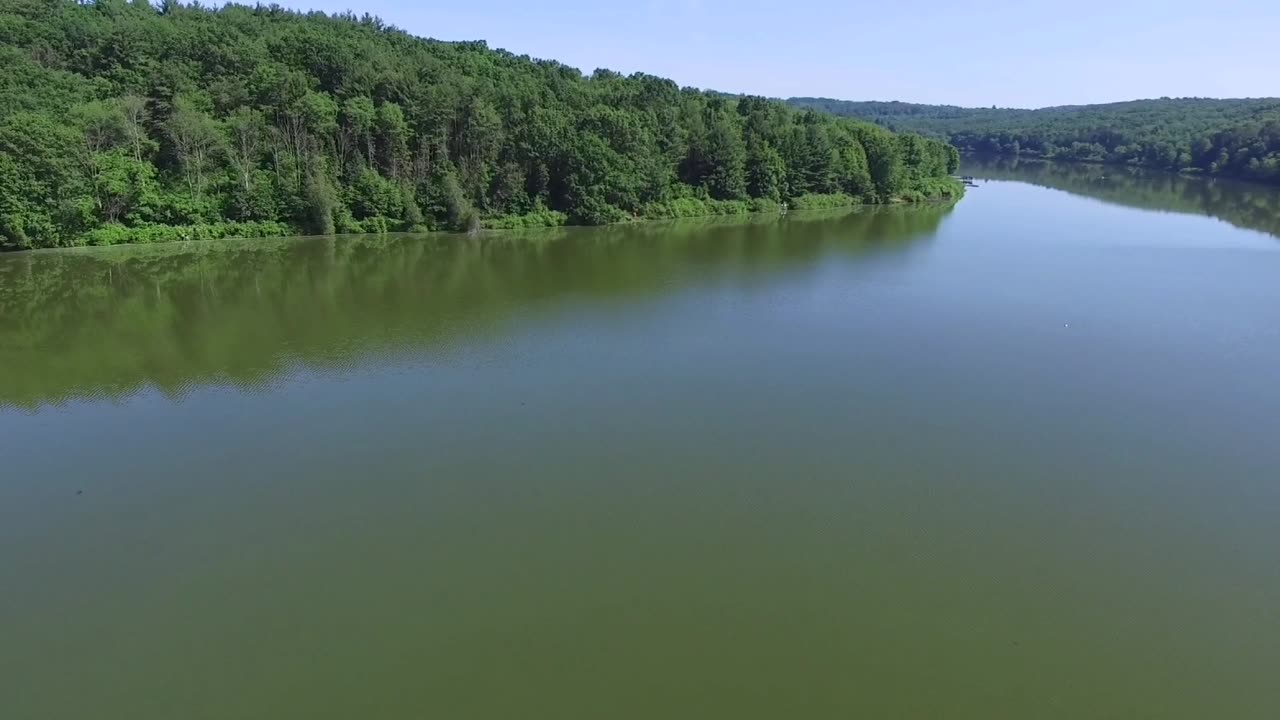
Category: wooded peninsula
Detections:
[{"x1": 0, "y1": 0, "x2": 961, "y2": 250}]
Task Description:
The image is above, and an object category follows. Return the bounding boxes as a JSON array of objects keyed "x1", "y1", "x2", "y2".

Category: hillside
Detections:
[
  {"x1": 0, "y1": 1, "x2": 960, "y2": 250},
  {"x1": 789, "y1": 97, "x2": 1280, "y2": 185}
]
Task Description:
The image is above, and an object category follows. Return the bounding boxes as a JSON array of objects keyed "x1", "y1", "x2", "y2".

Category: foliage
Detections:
[
  {"x1": 640, "y1": 197, "x2": 750, "y2": 219},
  {"x1": 790, "y1": 97, "x2": 1280, "y2": 185},
  {"x1": 81, "y1": 221, "x2": 291, "y2": 246},
  {"x1": 0, "y1": 0, "x2": 959, "y2": 250},
  {"x1": 788, "y1": 193, "x2": 857, "y2": 210},
  {"x1": 481, "y1": 210, "x2": 568, "y2": 229}
]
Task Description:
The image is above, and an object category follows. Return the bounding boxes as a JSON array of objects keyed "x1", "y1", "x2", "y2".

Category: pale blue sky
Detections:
[{"x1": 280, "y1": 0, "x2": 1278, "y2": 108}]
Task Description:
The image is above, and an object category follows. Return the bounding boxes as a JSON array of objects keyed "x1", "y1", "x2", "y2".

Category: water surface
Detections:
[{"x1": 2, "y1": 172, "x2": 1278, "y2": 718}]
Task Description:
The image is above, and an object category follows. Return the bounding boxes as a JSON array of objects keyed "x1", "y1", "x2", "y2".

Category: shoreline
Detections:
[
  {"x1": 960, "y1": 151, "x2": 1276, "y2": 187},
  {"x1": 2, "y1": 188, "x2": 964, "y2": 255}
]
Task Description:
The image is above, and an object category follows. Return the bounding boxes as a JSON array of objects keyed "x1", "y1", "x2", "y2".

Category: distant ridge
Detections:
[{"x1": 787, "y1": 97, "x2": 1280, "y2": 185}]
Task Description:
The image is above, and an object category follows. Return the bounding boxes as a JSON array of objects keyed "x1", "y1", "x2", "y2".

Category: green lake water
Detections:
[{"x1": 2, "y1": 158, "x2": 1278, "y2": 718}]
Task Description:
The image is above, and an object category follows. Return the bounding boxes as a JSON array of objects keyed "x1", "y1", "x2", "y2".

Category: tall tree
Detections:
[{"x1": 166, "y1": 96, "x2": 223, "y2": 198}]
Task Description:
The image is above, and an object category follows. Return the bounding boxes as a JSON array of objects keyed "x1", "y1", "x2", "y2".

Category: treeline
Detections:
[
  {"x1": 0, "y1": 0, "x2": 960, "y2": 250},
  {"x1": 790, "y1": 97, "x2": 1280, "y2": 185}
]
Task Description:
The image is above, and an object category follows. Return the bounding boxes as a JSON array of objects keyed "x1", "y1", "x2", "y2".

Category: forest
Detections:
[
  {"x1": 0, "y1": 0, "x2": 961, "y2": 250},
  {"x1": 790, "y1": 97, "x2": 1280, "y2": 185}
]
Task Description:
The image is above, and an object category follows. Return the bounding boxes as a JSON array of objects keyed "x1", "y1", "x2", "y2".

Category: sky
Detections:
[{"x1": 277, "y1": 0, "x2": 1279, "y2": 108}]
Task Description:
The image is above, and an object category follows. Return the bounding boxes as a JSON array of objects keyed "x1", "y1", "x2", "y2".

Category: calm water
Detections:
[{"x1": 3, "y1": 164, "x2": 1279, "y2": 718}]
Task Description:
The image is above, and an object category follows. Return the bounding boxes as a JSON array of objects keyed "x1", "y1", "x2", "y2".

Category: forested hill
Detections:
[
  {"x1": 0, "y1": 1, "x2": 959, "y2": 251},
  {"x1": 789, "y1": 97, "x2": 1280, "y2": 185}
]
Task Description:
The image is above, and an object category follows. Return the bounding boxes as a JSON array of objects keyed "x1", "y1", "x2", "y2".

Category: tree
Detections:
[
  {"x1": 166, "y1": 96, "x2": 223, "y2": 198},
  {"x1": 745, "y1": 137, "x2": 784, "y2": 202},
  {"x1": 376, "y1": 102, "x2": 410, "y2": 182},
  {"x1": 226, "y1": 108, "x2": 266, "y2": 194},
  {"x1": 120, "y1": 95, "x2": 153, "y2": 163},
  {"x1": 699, "y1": 108, "x2": 747, "y2": 200},
  {"x1": 91, "y1": 151, "x2": 158, "y2": 224},
  {"x1": 860, "y1": 129, "x2": 905, "y2": 200},
  {"x1": 341, "y1": 96, "x2": 376, "y2": 167},
  {"x1": 834, "y1": 138, "x2": 873, "y2": 199},
  {"x1": 304, "y1": 168, "x2": 337, "y2": 234},
  {"x1": 350, "y1": 168, "x2": 402, "y2": 220}
]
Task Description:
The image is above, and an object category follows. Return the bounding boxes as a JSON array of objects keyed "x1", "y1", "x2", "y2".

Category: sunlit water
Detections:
[{"x1": 2, "y1": 161, "x2": 1279, "y2": 718}]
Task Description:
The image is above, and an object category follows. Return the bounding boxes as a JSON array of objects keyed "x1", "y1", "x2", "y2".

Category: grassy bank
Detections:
[
  {"x1": 479, "y1": 186, "x2": 964, "y2": 230},
  {"x1": 36, "y1": 185, "x2": 965, "y2": 249}
]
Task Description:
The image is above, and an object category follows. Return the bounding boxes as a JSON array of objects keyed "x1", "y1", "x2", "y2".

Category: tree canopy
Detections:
[
  {"x1": 790, "y1": 97, "x2": 1280, "y2": 185},
  {"x1": 0, "y1": 0, "x2": 960, "y2": 250}
]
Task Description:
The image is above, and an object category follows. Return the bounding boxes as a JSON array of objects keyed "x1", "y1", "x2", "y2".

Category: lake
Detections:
[{"x1": 2, "y1": 158, "x2": 1279, "y2": 718}]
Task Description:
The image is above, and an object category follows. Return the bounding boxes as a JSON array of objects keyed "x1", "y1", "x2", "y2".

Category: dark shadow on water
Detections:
[{"x1": 0, "y1": 204, "x2": 955, "y2": 410}]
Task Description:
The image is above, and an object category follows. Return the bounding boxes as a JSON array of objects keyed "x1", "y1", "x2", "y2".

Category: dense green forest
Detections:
[
  {"x1": 0, "y1": 0, "x2": 960, "y2": 250},
  {"x1": 790, "y1": 97, "x2": 1280, "y2": 185}
]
